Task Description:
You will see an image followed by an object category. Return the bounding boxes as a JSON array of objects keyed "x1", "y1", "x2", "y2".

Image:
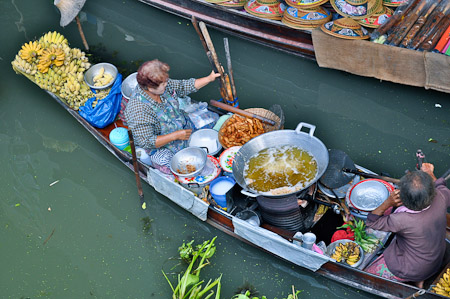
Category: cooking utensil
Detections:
[
  {"x1": 170, "y1": 146, "x2": 207, "y2": 178},
  {"x1": 121, "y1": 72, "x2": 138, "y2": 100},
  {"x1": 319, "y1": 149, "x2": 357, "y2": 189},
  {"x1": 233, "y1": 122, "x2": 329, "y2": 198},
  {"x1": 188, "y1": 128, "x2": 222, "y2": 155},
  {"x1": 210, "y1": 100, "x2": 276, "y2": 126},
  {"x1": 84, "y1": 63, "x2": 118, "y2": 90},
  {"x1": 346, "y1": 179, "x2": 393, "y2": 212}
]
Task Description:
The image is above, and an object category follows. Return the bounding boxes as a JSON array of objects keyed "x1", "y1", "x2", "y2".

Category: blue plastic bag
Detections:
[{"x1": 79, "y1": 73, "x2": 123, "y2": 128}]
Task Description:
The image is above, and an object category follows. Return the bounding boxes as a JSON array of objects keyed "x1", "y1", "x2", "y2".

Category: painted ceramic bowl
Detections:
[
  {"x1": 382, "y1": 0, "x2": 407, "y2": 7},
  {"x1": 244, "y1": 0, "x2": 286, "y2": 20},
  {"x1": 284, "y1": 0, "x2": 329, "y2": 9},
  {"x1": 219, "y1": 146, "x2": 241, "y2": 173},
  {"x1": 358, "y1": 5, "x2": 393, "y2": 28},
  {"x1": 282, "y1": 5, "x2": 332, "y2": 28},
  {"x1": 321, "y1": 17, "x2": 370, "y2": 40},
  {"x1": 217, "y1": 0, "x2": 246, "y2": 7},
  {"x1": 330, "y1": 0, "x2": 382, "y2": 19}
]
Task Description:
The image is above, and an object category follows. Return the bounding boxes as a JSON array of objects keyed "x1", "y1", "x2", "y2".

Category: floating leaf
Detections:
[{"x1": 428, "y1": 138, "x2": 438, "y2": 143}]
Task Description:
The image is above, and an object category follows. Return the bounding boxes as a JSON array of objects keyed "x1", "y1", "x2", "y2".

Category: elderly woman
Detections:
[
  {"x1": 124, "y1": 59, "x2": 219, "y2": 172},
  {"x1": 365, "y1": 163, "x2": 450, "y2": 287}
]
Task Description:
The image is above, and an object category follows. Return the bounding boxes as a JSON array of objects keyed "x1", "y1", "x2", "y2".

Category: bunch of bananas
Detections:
[
  {"x1": 91, "y1": 88, "x2": 111, "y2": 108},
  {"x1": 19, "y1": 41, "x2": 43, "y2": 63},
  {"x1": 93, "y1": 67, "x2": 114, "y2": 87},
  {"x1": 12, "y1": 31, "x2": 95, "y2": 110},
  {"x1": 432, "y1": 269, "x2": 450, "y2": 297},
  {"x1": 38, "y1": 31, "x2": 68, "y2": 48},
  {"x1": 12, "y1": 54, "x2": 37, "y2": 75},
  {"x1": 331, "y1": 242, "x2": 360, "y2": 266},
  {"x1": 37, "y1": 46, "x2": 65, "y2": 73}
]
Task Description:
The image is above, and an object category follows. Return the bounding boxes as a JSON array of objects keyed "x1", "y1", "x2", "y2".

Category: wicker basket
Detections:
[{"x1": 218, "y1": 104, "x2": 284, "y2": 149}]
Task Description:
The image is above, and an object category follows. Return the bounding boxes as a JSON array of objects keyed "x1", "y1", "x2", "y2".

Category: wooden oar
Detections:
[
  {"x1": 210, "y1": 99, "x2": 276, "y2": 126},
  {"x1": 191, "y1": 17, "x2": 232, "y2": 103},
  {"x1": 128, "y1": 130, "x2": 144, "y2": 202},
  {"x1": 198, "y1": 21, "x2": 234, "y2": 104},
  {"x1": 223, "y1": 37, "x2": 237, "y2": 99}
]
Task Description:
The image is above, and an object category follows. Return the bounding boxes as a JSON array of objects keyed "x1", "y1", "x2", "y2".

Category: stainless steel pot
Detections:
[{"x1": 232, "y1": 122, "x2": 329, "y2": 198}]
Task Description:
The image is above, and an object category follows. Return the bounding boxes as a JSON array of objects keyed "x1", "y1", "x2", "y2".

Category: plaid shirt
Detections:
[{"x1": 124, "y1": 78, "x2": 197, "y2": 150}]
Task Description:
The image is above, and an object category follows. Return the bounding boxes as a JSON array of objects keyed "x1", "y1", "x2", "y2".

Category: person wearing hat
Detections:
[
  {"x1": 125, "y1": 59, "x2": 220, "y2": 173},
  {"x1": 365, "y1": 163, "x2": 450, "y2": 287}
]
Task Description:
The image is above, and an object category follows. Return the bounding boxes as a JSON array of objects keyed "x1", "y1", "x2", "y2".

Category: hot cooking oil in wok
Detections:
[{"x1": 244, "y1": 146, "x2": 318, "y2": 195}]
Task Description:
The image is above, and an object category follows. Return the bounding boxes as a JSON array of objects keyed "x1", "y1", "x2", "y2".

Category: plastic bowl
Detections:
[
  {"x1": 188, "y1": 128, "x2": 222, "y2": 156},
  {"x1": 170, "y1": 147, "x2": 207, "y2": 178},
  {"x1": 121, "y1": 72, "x2": 138, "y2": 100},
  {"x1": 326, "y1": 239, "x2": 364, "y2": 268},
  {"x1": 84, "y1": 63, "x2": 118, "y2": 90}
]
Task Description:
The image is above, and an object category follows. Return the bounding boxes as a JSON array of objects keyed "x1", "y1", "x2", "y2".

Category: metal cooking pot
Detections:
[{"x1": 233, "y1": 122, "x2": 329, "y2": 198}]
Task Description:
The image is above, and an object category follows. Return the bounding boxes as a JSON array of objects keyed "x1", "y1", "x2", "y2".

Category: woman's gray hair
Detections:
[{"x1": 399, "y1": 170, "x2": 435, "y2": 211}]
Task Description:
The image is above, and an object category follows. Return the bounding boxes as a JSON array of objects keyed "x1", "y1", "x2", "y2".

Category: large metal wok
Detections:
[{"x1": 233, "y1": 122, "x2": 329, "y2": 198}]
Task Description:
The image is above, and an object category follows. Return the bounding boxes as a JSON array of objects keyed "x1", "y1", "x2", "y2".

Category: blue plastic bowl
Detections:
[{"x1": 209, "y1": 176, "x2": 235, "y2": 208}]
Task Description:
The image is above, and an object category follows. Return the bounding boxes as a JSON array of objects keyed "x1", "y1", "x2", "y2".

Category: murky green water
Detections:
[{"x1": 1, "y1": 0, "x2": 449, "y2": 298}]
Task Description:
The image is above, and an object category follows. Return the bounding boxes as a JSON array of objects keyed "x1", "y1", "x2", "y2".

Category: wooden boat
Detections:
[
  {"x1": 32, "y1": 86, "x2": 447, "y2": 298},
  {"x1": 137, "y1": 0, "x2": 316, "y2": 60}
]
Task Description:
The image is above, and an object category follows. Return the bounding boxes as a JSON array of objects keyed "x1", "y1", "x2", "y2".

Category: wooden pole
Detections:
[
  {"x1": 198, "y1": 21, "x2": 234, "y2": 104},
  {"x1": 128, "y1": 130, "x2": 144, "y2": 201},
  {"x1": 223, "y1": 38, "x2": 237, "y2": 99},
  {"x1": 75, "y1": 15, "x2": 89, "y2": 51}
]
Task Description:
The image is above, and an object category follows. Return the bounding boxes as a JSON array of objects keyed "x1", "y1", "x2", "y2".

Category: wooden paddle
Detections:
[
  {"x1": 210, "y1": 99, "x2": 276, "y2": 126},
  {"x1": 128, "y1": 130, "x2": 144, "y2": 202},
  {"x1": 223, "y1": 37, "x2": 237, "y2": 99}
]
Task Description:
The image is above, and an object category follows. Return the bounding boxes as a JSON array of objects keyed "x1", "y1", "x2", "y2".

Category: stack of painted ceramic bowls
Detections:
[
  {"x1": 357, "y1": 4, "x2": 393, "y2": 28},
  {"x1": 320, "y1": 0, "x2": 395, "y2": 39},
  {"x1": 244, "y1": 0, "x2": 286, "y2": 20},
  {"x1": 321, "y1": 17, "x2": 370, "y2": 39},
  {"x1": 282, "y1": 0, "x2": 331, "y2": 30},
  {"x1": 282, "y1": 5, "x2": 332, "y2": 29}
]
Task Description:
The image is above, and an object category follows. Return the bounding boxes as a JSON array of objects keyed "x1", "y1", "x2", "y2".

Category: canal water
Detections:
[{"x1": 1, "y1": 0, "x2": 449, "y2": 298}]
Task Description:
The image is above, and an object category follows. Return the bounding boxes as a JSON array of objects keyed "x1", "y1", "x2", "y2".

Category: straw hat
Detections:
[
  {"x1": 205, "y1": 0, "x2": 228, "y2": 4},
  {"x1": 382, "y1": 0, "x2": 407, "y2": 7},
  {"x1": 217, "y1": 0, "x2": 247, "y2": 7},
  {"x1": 358, "y1": 5, "x2": 393, "y2": 28},
  {"x1": 284, "y1": 0, "x2": 330, "y2": 9},
  {"x1": 244, "y1": 0, "x2": 286, "y2": 20},
  {"x1": 330, "y1": 0, "x2": 381, "y2": 19},
  {"x1": 54, "y1": 0, "x2": 86, "y2": 27},
  {"x1": 282, "y1": 5, "x2": 332, "y2": 29},
  {"x1": 320, "y1": 17, "x2": 370, "y2": 39}
]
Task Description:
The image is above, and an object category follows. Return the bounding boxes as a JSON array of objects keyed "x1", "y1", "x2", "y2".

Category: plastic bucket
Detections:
[
  {"x1": 109, "y1": 127, "x2": 129, "y2": 150},
  {"x1": 209, "y1": 176, "x2": 235, "y2": 208}
]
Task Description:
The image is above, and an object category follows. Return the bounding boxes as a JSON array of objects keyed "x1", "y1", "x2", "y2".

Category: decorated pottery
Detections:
[
  {"x1": 358, "y1": 5, "x2": 393, "y2": 28},
  {"x1": 219, "y1": 146, "x2": 241, "y2": 173},
  {"x1": 282, "y1": 5, "x2": 332, "y2": 29},
  {"x1": 217, "y1": 0, "x2": 247, "y2": 7},
  {"x1": 321, "y1": 17, "x2": 370, "y2": 39},
  {"x1": 285, "y1": 0, "x2": 329, "y2": 9},
  {"x1": 175, "y1": 155, "x2": 221, "y2": 185},
  {"x1": 244, "y1": 0, "x2": 286, "y2": 20},
  {"x1": 382, "y1": 0, "x2": 407, "y2": 7},
  {"x1": 330, "y1": 0, "x2": 382, "y2": 19}
]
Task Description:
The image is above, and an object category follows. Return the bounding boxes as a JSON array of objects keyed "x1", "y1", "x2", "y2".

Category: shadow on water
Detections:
[{"x1": 0, "y1": 0, "x2": 449, "y2": 298}]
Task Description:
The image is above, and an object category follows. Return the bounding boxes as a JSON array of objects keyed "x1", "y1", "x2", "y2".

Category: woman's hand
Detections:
[
  {"x1": 207, "y1": 70, "x2": 221, "y2": 83},
  {"x1": 175, "y1": 129, "x2": 192, "y2": 141},
  {"x1": 194, "y1": 71, "x2": 221, "y2": 90}
]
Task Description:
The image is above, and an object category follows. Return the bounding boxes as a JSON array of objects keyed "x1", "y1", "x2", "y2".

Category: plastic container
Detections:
[
  {"x1": 209, "y1": 176, "x2": 236, "y2": 208},
  {"x1": 136, "y1": 148, "x2": 152, "y2": 165},
  {"x1": 109, "y1": 127, "x2": 129, "y2": 150}
]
